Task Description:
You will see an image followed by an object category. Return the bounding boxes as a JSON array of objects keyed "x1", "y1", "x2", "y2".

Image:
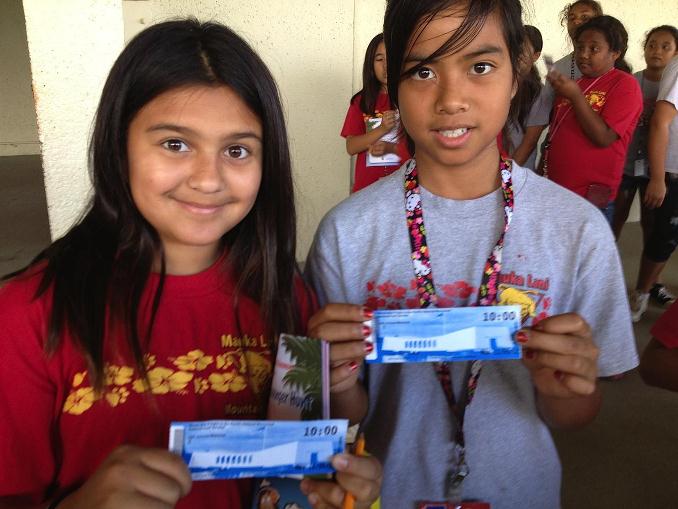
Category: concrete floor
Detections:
[{"x1": 1, "y1": 154, "x2": 677, "y2": 507}]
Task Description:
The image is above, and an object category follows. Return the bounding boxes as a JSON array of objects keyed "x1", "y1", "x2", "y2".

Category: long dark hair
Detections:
[
  {"x1": 351, "y1": 33, "x2": 386, "y2": 115},
  {"x1": 384, "y1": 0, "x2": 525, "y2": 154},
  {"x1": 511, "y1": 25, "x2": 543, "y2": 130},
  {"x1": 6, "y1": 19, "x2": 302, "y2": 390},
  {"x1": 575, "y1": 15, "x2": 632, "y2": 73}
]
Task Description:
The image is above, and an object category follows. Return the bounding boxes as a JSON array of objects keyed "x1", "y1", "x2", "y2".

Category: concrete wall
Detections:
[
  {"x1": 0, "y1": 0, "x2": 39, "y2": 156},
  {"x1": 22, "y1": 0, "x2": 124, "y2": 239}
]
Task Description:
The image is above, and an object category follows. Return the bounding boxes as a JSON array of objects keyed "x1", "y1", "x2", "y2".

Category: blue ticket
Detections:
[
  {"x1": 169, "y1": 419, "x2": 348, "y2": 480},
  {"x1": 365, "y1": 305, "x2": 522, "y2": 364}
]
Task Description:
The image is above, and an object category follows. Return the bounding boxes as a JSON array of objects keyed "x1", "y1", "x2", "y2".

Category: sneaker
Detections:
[
  {"x1": 629, "y1": 291, "x2": 649, "y2": 323},
  {"x1": 650, "y1": 284, "x2": 677, "y2": 307}
]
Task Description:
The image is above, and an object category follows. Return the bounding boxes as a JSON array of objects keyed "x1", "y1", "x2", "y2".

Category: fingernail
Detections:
[
  {"x1": 333, "y1": 455, "x2": 349, "y2": 470},
  {"x1": 524, "y1": 348, "x2": 536, "y2": 360},
  {"x1": 516, "y1": 331, "x2": 529, "y2": 343},
  {"x1": 362, "y1": 325, "x2": 372, "y2": 337},
  {"x1": 308, "y1": 493, "x2": 319, "y2": 505},
  {"x1": 348, "y1": 361, "x2": 359, "y2": 372},
  {"x1": 554, "y1": 370, "x2": 565, "y2": 381},
  {"x1": 364, "y1": 341, "x2": 374, "y2": 353},
  {"x1": 362, "y1": 307, "x2": 374, "y2": 319}
]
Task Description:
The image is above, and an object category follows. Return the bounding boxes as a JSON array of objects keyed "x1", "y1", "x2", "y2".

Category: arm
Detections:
[
  {"x1": 639, "y1": 339, "x2": 678, "y2": 391},
  {"x1": 548, "y1": 71, "x2": 618, "y2": 147},
  {"x1": 519, "y1": 313, "x2": 602, "y2": 429},
  {"x1": 511, "y1": 125, "x2": 546, "y2": 166},
  {"x1": 345, "y1": 110, "x2": 397, "y2": 156},
  {"x1": 645, "y1": 100, "x2": 676, "y2": 208}
]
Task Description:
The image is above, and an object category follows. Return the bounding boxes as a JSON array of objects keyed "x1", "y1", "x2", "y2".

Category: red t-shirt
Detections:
[
  {"x1": 341, "y1": 91, "x2": 411, "y2": 192},
  {"x1": 0, "y1": 260, "x2": 315, "y2": 508},
  {"x1": 652, "y1": 300, "x2": 678, "y2": 348},
  {"x1": 547, "y1": 68, "x2": 642, "y2": 200}
]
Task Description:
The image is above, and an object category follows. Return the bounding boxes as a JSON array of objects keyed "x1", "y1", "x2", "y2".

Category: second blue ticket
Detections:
[
  {"x1": 169, "y1": 419, "x2": 348, "y2": 480},
  {"x1": 365, "y1": 305, "x2": 522, "y2": 364}
]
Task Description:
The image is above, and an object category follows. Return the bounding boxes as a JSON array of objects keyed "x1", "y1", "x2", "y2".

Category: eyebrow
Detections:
[
  {"x1": 404, "y1": 44, "x2": 505, "y2": 64},
  {"x1": 146, "y1": 123, "x2": 262, "y2": 141}
]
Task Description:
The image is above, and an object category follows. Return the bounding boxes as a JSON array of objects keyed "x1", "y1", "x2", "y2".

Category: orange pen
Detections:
[{"x1": 342, "y1": 433, "x2": 366, "y2": 509}]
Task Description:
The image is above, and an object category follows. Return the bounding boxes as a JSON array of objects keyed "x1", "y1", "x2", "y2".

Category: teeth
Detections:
[{"x1": 439, "y1": 128, "x2": 468, "y2": 138}]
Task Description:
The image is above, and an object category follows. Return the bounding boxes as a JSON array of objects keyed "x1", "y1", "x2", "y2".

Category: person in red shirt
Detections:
[
  {"x1": 0, "y1": 19, "x2": 380, "y2": 509},
  {"x1": 639, "y1": 300, "x2": 678, "y2": 390},
  {"x1": 341, "y1": 33, "x2": 411, "y2": 192},
  {"x1": 543, "y1": 15, "x2": 642, "y2": 224}
]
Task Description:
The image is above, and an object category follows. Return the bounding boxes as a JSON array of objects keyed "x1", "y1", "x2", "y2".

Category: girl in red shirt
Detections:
[{"x1": 341, "y1": 33, "x2": 411, "y2": 192}]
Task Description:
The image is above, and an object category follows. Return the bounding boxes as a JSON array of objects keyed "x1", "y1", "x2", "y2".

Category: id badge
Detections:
[
  {"x1": 634, "y1": 159, "x2": 648, "y2": 177},
  {"x1": 419, "y1": 503, "x2": 491, "y2": 509}
]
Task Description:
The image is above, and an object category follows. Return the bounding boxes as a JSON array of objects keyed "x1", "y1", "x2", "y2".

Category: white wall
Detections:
[
  {"x1": 0, "y1": 0, "x2": 39, "y2": 156},
  {"x1": 22, "y1": 0, "x2": 125, "y2": 239}
]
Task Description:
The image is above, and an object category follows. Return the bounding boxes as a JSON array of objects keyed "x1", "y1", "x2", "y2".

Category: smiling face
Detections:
[
  {"x1": 644, "y1": 30, "x2": 678, "y2": 72},
  {"x1": 567, "y1": 3, "x2": 598, "y2": 40},
  {"x1": 127, "y1": 85, "x2": 263, "y2": 274},
  {"x1": 397, "y1": 9, "x2": 515, "y2": 183},
  {"x1": 374, "y1": 41, "x2": 388, "y2": 88},
  {"x1": 575, "y1": 29, "x2": 619, "y2": 77}
]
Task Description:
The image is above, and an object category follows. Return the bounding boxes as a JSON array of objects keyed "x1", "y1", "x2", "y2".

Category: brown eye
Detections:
[
  {"x1": 226, "y1": 145, "x2": 250, "y2": 159},
  {"x1": 162, "y1": 139, "x2": 188, "y2": 152}
]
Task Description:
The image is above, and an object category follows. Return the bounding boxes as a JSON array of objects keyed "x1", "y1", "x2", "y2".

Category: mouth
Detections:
[
  {"x1": 438, "y1": 127, "x2": 470, "y2": 138},
  {"x1": 432, "y1": 126, "x2": 472, "y2": 147},
  {"x1": 175, "y1": 199, "x2": 225, "y2": 215}
]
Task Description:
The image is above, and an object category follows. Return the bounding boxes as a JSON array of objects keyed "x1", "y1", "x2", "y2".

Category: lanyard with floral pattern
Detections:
[{"x1": 404, "y1": 156, "x2": 514, "y2": 499}]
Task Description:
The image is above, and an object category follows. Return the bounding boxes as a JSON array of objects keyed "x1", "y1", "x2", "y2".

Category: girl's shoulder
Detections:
[{"x1": 0, "y1": 263, "x2": 50, "y2": 308}]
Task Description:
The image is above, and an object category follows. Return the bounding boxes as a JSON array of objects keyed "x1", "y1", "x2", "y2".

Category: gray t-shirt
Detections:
[
  {"x1": 623, "y1": 71, "x2": 661, "y2": 177},
  {"x1": 534, "y1": 52, "x2": 583, "y2": 127},
  {"x1": 658, "y1": 56, "x2": 678, "y2": 174},
  {"x1": 306, "y1": 163, "x2": 638, "y2": 509},
  {"x1": 507, "y1": 86, "x2": 549, "y2": 170}
]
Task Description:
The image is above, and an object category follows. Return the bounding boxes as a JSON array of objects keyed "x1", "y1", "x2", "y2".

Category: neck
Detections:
[
  {"x1": 584, "y1": 66, "x2": 614, "y2": 79},
  {"x1": 155, "y1": 244, "x2": 220, "y2": 275},
  {"x1": 416, "y1": 144, "x2": 502, "y2": 200},
  {"x1": 644, "y1": 67, "x2": 664, "y2": 81}
]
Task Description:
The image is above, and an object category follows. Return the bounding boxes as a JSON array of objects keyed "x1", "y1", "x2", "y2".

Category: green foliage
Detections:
[{"x1": 281, "y1": 335, "x2": 322, "y2": 419}]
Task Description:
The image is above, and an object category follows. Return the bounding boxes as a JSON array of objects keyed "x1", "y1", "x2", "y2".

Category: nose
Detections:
[
  {"x1": 187, "y1": 152, "x2": 226, "y2": 193},
  {"x1": 435, "y1": 76, "x2": 470, "y2": 115}
]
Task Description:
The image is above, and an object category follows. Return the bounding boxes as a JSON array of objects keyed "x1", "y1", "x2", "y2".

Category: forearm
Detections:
[
  {"x1": 346, "y1": 128, "x2": 387, "y2": 155},
  {"x1": 571, "y1": 93, "x2": 618, "y2": 147},
  {"x1": 647, "y1": 107, "x2": 673, "y2": 181},
  {"x1": 536, "y1": 387, "x2": 602, "y2": 429},
  {"x1": 640, "y1": 339, "x2": 678, "y2": 391},
  {"x1": 331, "y1": 382, "x2": 368, "y2": 425},
  {"x1": 511, "y1": 125, "x2": 545, "y2": 166}
]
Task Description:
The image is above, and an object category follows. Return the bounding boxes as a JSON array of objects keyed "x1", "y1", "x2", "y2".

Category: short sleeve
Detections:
[
  {"x1": 525, "y1": 87, "x2": 551, "y2": 127},
  {"x1": 651, "y1": 301, "x2": 678, "y2": 348},
  {"x1": 340, "y1": 95, "x2": 366, "y2": 138},
  {"x1": 658, "y1": 57, "x2": 678, "y2": 107},
  {"x1": 600, "y1": 74, "x2": 643, "y2": 139},
  {"x1": 0, "y1": 276, "x2": 59, "y2": 501}
]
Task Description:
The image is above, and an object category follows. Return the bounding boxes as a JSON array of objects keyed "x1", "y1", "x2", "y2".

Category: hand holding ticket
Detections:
[
  {"x1": 169, "y1": 419, "x2": 348, "y2": 480},
  {"x1": 364, "y1": 305, "x2": 522, "y2": 364}
]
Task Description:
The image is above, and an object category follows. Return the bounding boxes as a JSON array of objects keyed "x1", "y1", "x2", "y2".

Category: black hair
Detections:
[
  {"x1": 524, "y1": 25, "x2": 543, "y2": 53},
  {"x1": 351, "y1": 33, "x2": 386, "y2": 114},
  {"x1": 643, "y1": 25, "x2": 678, "y2": 50},
  {"x1": 510, "y1": 25, "x2": 543, "y2": 139},
  {"x1": 5, "y1": 19, "x2": 303, "y2": 390},
  {"x1": 560, "y1": 1, "x2": 603, "y2": 27},
  {"x1": 575, "y1": 15, "x2": 632, "y2": 73},
  {"x1": 384, "y1": 0, "x2": 525, "y2": 154}
]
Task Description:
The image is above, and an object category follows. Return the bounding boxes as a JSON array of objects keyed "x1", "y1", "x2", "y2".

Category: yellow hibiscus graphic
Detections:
[
  {"x1": 172, "y1": 350, "x2": 214, "y2": 371},
  {"x1": 139, "y1": 367, "x2": 194, "y2": 394},
  {"x1": 209, "y1": 372, "x2": 247, "y2": 393},
  {"x1": 105, "y1": 387, "x2": 130, "y2": 407},
  {"x1": 243, "y1": 351, "x2": 272, "y2": 395},
  {"x1": 72, "y1": 371, "x2": 87, "y2": 388},
  {"x1": 63, "y1": 387, "x2": 98, "y2": 415},
  {"x1": 194, "y1": 377, "x2": 210, "y2": 394},
  {"x1": 105, "y1": 365, "x2": 134, "y2": 386}
]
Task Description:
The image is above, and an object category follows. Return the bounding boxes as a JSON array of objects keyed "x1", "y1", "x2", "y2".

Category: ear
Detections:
[
  {"x1": 532, "y1": 51, "x2": 542, "y2": 63},
  {"x1": 511, "y1": 78, "x2": 518, "y2": 100},
  {"x1": 611, "y1": 50, "x2": 621, "y2": 62}
]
